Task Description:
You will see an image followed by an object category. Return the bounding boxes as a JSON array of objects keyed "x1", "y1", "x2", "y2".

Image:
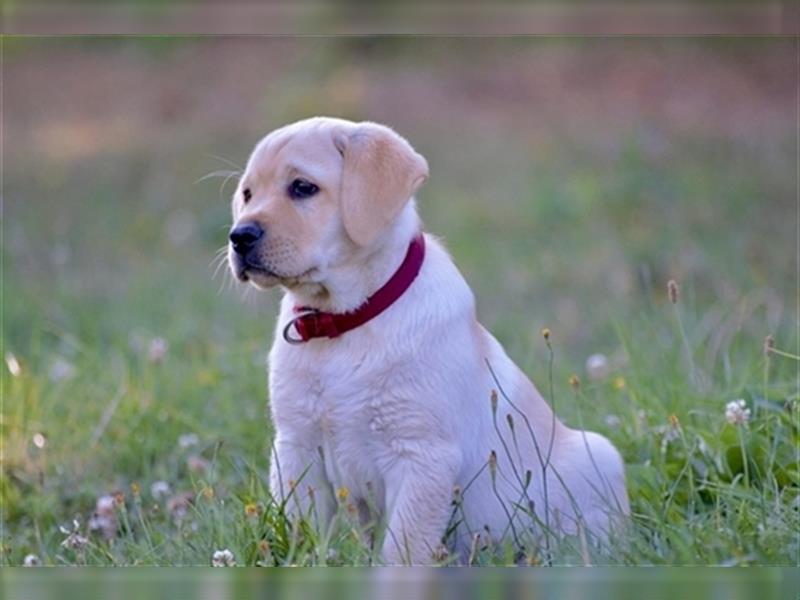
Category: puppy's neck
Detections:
[{"x1": 287, "y1": 203, "x2": 423, "y2": 314}]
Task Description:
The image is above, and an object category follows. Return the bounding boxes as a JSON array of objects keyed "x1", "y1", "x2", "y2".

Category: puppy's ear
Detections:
[{"x1": 333, "y1": 123, "x2": 428, "y2": 247}]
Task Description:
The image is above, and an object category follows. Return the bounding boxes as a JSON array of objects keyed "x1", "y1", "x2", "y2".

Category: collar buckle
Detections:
[{"x1": 282, "y1": 310, "x2": 340, "y2": 344}]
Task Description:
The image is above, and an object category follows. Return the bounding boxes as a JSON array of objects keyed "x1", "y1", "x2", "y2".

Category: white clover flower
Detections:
[
  {"x1": 23, "y1": 554, "x2": 41, "y2": 566},
  {"x1": 178, "y1": 433, "x2": 199, "y2": 449},
  {"x1": 147, "y1": 337, "x2": 169, "y2": 364},
  {"x1": 49, "y1": 357, "x2": 76, "y2": 382},
  {"x1": 62, "y1": 532, "x2": 90, "y2": 550},
  {"x1": 150, "y1": 480, "x2": 171, "y2": 500},
  {"x1": 166, "y1": 491, "x2": 194, "y2": 523},
  {"x1": 212, "y1": 549, "x2": 236, "y2": 567},
  {"x1": 725, "y1": 399, "x2": 751, "y2": 426},
  {"x1": 96, "y1": 495, "x2": 115, "y2": 513},
  {"x1": 88, "y1": 495, "x2": 117, "y2": 540},
  {"x1": 585, "y1": 353, "x2": 610, "y2": 382},
  {"x1": 60, "y1": 520, "x2": 89, "y2": 550},
  {"x1": 187, "y1": 455, "x2": 210, "y2": 474},
  {"x1": 604, "y1": 414, "x2": 621, "y2": 428}
]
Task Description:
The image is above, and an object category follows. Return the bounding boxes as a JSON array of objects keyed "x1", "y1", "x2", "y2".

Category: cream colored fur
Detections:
[{"x1": 229, "y1": 116, "x2": 629, "y2": 565}]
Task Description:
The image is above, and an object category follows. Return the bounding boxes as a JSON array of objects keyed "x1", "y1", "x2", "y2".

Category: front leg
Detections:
[
  {"x1": 381, "y1": 444, "x2": 461, "y2": 565},
  {"x1": 270, "y1": 434, "x2": 334, "y2": 531}
]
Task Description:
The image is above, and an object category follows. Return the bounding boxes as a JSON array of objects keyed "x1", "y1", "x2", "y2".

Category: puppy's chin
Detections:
[
  {"x1": 231, "y1": 261, "x2": 317, "y2": 291},
  {"x1": 243, "y1": 270, "x2": 282, "y2": 290},
  {"x1": 229, "y1": 258, "x2": 281, "y2": 290}
]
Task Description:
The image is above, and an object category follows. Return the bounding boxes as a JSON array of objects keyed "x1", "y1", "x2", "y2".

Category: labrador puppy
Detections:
[{"x1": 228, "y1": 116, "x2": 629, "y2": 564}]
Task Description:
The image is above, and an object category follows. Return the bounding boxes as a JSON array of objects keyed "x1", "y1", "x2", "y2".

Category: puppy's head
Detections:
[{"x1": 228, "y1": 117, "x2": 428, "y2": 290}]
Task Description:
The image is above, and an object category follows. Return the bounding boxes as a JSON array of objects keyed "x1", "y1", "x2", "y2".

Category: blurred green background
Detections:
[
  {"x1": 5, "y1": 37, "x2": 795, "y2": 350},
  {"x1": 2, "y1": 37, "x2": 797, "y2": 566}
]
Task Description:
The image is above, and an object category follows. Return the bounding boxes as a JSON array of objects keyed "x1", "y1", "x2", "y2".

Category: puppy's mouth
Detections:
[{"x1": 232, "y1": 257, "x2": 315, "y2": 288}]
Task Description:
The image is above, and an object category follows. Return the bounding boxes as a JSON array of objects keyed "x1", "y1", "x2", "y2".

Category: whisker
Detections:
[
  {"x1": 194, "y1": 169, "x2": 241, "y2": 185},
  {"x1": 210, "y1": 255, "x2": 225, "y2": 277},
  {"x1": 217, "y1": 269, "x2": 232, "y2": 296},
  {"x1": 219, "y1": 170, "x2": 242, "y2": 198},
  {"x1": 215, "y1": 257, "x2": 239, "y2": 296},
  {"x1": 209, "y1": 245, "x2": 228, "y2": 265},
  {"x1": 204, "y1": 153, "x2": 244, "y2": 172},
  {"x1": 212, "y1": 257, "x2": 230, "y2": 284}
]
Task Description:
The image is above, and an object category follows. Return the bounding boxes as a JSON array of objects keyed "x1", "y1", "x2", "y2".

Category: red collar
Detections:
[{"x1": 283, "y1": 234, "x2": 426, "y2": 344}]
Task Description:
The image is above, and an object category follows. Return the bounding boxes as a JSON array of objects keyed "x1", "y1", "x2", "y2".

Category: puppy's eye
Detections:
[
  {"x1": 288, "y1": 178, "x2": 319, "y2": 200},
  {"x1": 242, "y1": 188, "x2": 252, "y2": 203}
]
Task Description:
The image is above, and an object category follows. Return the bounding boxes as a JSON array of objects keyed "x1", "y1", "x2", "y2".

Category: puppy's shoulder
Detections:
[{"x1": 412, "y1": 234, "x2": 475, "y2": 316}]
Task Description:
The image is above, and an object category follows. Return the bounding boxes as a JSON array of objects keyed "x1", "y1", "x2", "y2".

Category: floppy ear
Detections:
[{"x1": 334, "y1": 122, "x2": 429, "y2": 247}]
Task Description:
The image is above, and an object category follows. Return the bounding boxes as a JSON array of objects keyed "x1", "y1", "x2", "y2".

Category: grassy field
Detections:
[{"x1": 2, "y1": 37, "x2": 798, "y2": 566}]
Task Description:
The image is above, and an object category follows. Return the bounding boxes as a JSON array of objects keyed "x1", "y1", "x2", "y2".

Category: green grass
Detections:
[{"x1": 2, "y1": 37, "x2": 798, "y2": 566}]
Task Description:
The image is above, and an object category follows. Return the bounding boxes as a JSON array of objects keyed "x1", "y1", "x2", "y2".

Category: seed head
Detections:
[
  {"x1": 336, "y1": 486, "x2": 350, "y2": 504},
  {"x1": 667, "y1": 280, "x2": 679, "y2": 304},
  {"x1": 490, "y1": 389, "x2": 498, "y2": 415},
  {"x1": 468, "y1": 533, "x2": 481, "y2": 565},
  {"x1": 488, "y1": 450, "x2": 497, "y2": 481},
  {"x1": 432, "y1": 544, "x2": 450, "y2": 562},
  {"x1": 541, "y1": 328, "x2": 551, "y2": 341},
  {"x1": 569, "y1": 374, "x2": 581, "y2": 391},
  {"x1": 506, "y1": 413, "x2": 515, "y2": 432},
  {"x1": 764, "y1": 335, "x2": 775, "y2": 356}
]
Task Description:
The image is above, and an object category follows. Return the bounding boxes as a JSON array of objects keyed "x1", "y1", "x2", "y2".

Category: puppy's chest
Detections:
[
  {"x1": 273, "y1": 354, "x2": 403, "y2": 496},
  {"x1": 275, "y1": 356, "x2": 396, "y2": 436}
]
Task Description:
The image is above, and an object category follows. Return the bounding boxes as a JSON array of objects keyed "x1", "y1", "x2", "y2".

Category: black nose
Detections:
[{"x1": 229, "y1": 222, "x2": 264, "y2": 255}]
